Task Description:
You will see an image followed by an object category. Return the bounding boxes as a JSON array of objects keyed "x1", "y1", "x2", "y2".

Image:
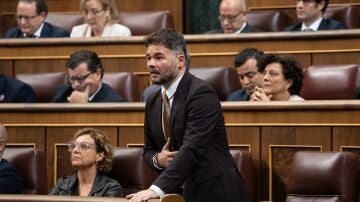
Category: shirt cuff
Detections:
[
  {"x1": 152, "y1": 153, "x2": 164, "y2": 170},
  {"x1": 149, "y1": 185, "x2": 165, "y2": 198}
]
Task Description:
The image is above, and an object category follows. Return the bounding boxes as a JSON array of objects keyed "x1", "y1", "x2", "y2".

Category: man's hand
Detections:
[
  {"x1": 67, "y1": 86, "x2": 90, "y2": 103},
  {"x1": 157, "y1": 138, "x2": 178, "y2": 168},
  {"x1": 126, "y1": 189, "x2": 159, "y2": 202}
]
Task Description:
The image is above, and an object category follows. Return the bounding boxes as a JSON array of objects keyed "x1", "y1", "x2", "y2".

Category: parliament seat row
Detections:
[
  {"x1": 3, "y1": 147, "x2": 254, "y2": 200},
  {"x1": 14, "y1": 64, "x2": 360, "y2": 103}
]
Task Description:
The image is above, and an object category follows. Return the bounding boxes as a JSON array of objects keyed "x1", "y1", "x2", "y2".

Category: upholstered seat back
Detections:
[
  {"x1": 189, "y1": 67, "x2": 241, "y2": 101},
  {"x1": 108, "y1": 147, "x2": 158, "y2": 196},
  {"x1": 45, "y1": 13, "x2": 84, "y2": 33},
  {"x1": 247, "y1": 10, "x2": 293, "y2": 32},
  {"x1": 3, "y1": 147, "x2": 47, "y2": 195},
  {"x1": 103, "y1": 72, "x2": 140, "y2": 102},
  {"x1": 119, "y1": 10, "x2": 174, "y2": 35},
  {"x1": 300, "y1": 64, "x2": 360, "y2": 100},
  {"x1": 286, "y1": 151, "x2": 358, "y2": 202},
  {"x1": 324, "y1": 6, "x2": 360, "y2": 29},
  {"x1": 16, "y1": 72, "x2": 66, "y2": 103},
  {"x1": 229, "y1": 150, "x2": 254, "y2": 201}
]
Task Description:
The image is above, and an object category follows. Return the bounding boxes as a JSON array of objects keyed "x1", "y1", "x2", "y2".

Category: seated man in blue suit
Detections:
[
  {"x1": 52, "y1": 50, "x2": 125, "y2": 103},
  {"x1": 205, "y1": 0, "x2": 261, "y2": 34},
  {"x1": 4, "y1": 0, "x2": 69, "y2": 38},
  {"x1": 227, "y1": 48, "x2": 264, "y2": 101},
  {"x1": 0, "y1": 74, "x2": 37, "y2": 103},
  {"x1": 284, "y1": 0, "x2": 345, "y2": 31},
  {"x1": 0, "y1": 125, "x2": 23, "y2": 194}
]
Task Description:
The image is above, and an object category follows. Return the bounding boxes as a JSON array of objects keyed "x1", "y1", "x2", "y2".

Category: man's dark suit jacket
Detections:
[
  {"x1": 0, "y1": 159, "x2": 23, "y2": 194},
  {"x1": 227, "y1": 89, "x2": 250, "y2": 101},
  {"x1": 143, "y1": 70, "x2": 249, "y2": 202},
  {"x1": 0, "y1": 74, "x2": 37, "y2": 103},
  {"x1": 284, "y1": 19, "x2": 346, "y2": 31},
  {"x1": 52, "y1": 83, "x2": 125, "y2": 103},
  {"x1": 205, "y1": 23, "x2": 261, "y2": 34},
  {"x1": 4, "y1": 22, "x2": 69, "y2": 38}
]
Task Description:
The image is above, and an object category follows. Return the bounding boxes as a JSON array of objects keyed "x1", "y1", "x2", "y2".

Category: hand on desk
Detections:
[{"x1": 126, "y1": 189, "x2": 159, "y2": 202}]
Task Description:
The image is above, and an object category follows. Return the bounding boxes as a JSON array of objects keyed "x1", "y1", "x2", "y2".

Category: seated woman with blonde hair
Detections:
[
  {"x1": 250, "y1": 54, "x2": 304, "y2": 101},
  {"x1": 50, "y1": 128, "x2": 122, "y2": 196},
  {"x1": 71, "y1": 0, "x2": 131, "y2": 37}
]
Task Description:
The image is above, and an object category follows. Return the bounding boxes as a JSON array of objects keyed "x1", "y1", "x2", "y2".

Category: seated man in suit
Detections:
[
  {"x1": 205, "y1": 0, "x2": 261, "y2": 34},
  {"x1": 284, "y1": 0, "x2": 345, "y2": 31},
  {"x1": 0, "y1": 125, "x2": 23, "y2": 194},
  {"x1": 227, "y1": 48, "x2": 264, "y2": 101},
  {"x1": 4, "y1": 0, "x2": 69, "y2": 38},
  {"x1": 0, "y1": 74, "x2": 37, "y2": 103},
  {"x1": 52, "y1": 50, "x2": 125, "y2": 103}
]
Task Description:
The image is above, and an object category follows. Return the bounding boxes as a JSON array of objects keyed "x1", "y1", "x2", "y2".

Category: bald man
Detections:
[
  {"x1": 0, "y1": 125, "x2": 23, "y2": 194},
  {"x1": 205, "y1": 0, "x2": 261, "y2": 34}
]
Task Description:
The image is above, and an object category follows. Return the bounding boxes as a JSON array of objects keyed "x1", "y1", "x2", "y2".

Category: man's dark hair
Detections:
[
  {"x1": 18, "y1": 0, "x2": 48, "y2": 15},
  {"x1": 144, "y1": 28, "x2": 191, "y2": 67},
  {"x1": 66, "y1": 50, "x2": 104, "y2": 78},
  {"x1": 315, "y1": 0, "x2": 329, "y2": 13},
  {"x1": 258, "y1": 54, "x2": 304, "y2": 95},
  {"x1": 234, "y1": 48, "x2": 264, "y2": 71}
]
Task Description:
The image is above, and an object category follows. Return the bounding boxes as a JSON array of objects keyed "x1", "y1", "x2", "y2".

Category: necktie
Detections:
[
  {"x1": 302, "y1": 28, "x2": 313, "y2": 32},
  {"x1": 162, "y1": 91, "x2": 171, "y2": 141}
]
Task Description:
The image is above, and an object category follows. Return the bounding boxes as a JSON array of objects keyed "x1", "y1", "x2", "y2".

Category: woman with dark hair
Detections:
[
  {"x1": 50, "y1": 128, "x2": 122, "y2": 196},
  {"x1": 250, "y1": 54, "x2": 304, "y2": 101}
]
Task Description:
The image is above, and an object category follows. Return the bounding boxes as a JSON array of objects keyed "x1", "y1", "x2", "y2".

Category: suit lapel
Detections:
[
  {"x1": 40, "y1": 22, "x2": 49, "y2": 38},
  {"x1": 153, "y1": 91, "x2": 167, "y2": 146}
]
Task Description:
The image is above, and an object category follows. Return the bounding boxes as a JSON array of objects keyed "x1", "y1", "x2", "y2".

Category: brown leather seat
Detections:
[
  {"x1": 229, "y1": 150, "x2": 254, "y2": 202},
  {"x1": 118, "y1": 10, "x2": 174, "y2": 36},
  {"x1": 300, "y1": 64, "x2": 360, "y2": 100},
  {"x1": 2, "y1": 147, "x2": 47, "y2": 195},
  {"x1": 286, "y1": 151, "x2": 358, "y2": 202},
  {"x1": 108, "y1": 147, "x2": 158, "y2": 196},
  {"x1": 324, "y1": 6, "x2": 360, "y2": 29},
  {"x1": 15, "y1": 72, "x2": 66, "y2": 103},
  {"x1": 189, "y1": 67, "x2": 241, "y2": 101},
  {"x1": 103, "y1": 72, "x2": 140, "y2": 102},
  {"x1": 247, "y1": 10, "x2": 293, "y2": 32},
  {"x1": 45, "y1": 13, "x2": 84, "y2": 33}
]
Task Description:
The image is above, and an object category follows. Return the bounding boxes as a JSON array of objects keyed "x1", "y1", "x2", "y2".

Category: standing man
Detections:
[
  {"x1": 4, "y1": 0, "x2": 69, "y2": 38},
  {"x1": 0, "y1": 125, "x2": 23, "y2": 194},
  {"x1": 52, "y1": 50, "x2": 124, "y2": 103},
  {"x1": 0, "y1": 74, "x2": 37, "y2": 103},
  {"x1": 227, "y1": 48, "x2": 264, "y2": 101},
  {"x1": 127, "y1": 29, "x2": 249, "y2": 202},
  {"x1": 284, "y1": 0, "x2": 345, "y2": 31},
  {"x1": 205, "y1": 0, "x2": 260, "y2": 34}
]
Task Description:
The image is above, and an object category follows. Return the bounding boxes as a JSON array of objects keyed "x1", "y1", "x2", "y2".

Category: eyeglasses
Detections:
[
  {"x1": 296, "y1": 0, "x2": 317, "y2": 5},
  {"x1": 82, "y1": 8, "x2": 105, "y2": 17},
  {"x1": 67, "y1": 72, "x2": 94, "y2": 83},
  {"x1": 68, "y1": 142, "x2": 96, "y2": 152},
  {"x1": 15, "y1": 14, "x2": 39, "y2": 22},
  {"x1": 218, "y1": 11, "x2": 244, "y2": 23}
]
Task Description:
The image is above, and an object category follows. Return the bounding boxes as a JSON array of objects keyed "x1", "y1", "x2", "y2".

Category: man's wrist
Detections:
[{"x1": 152, "y1": 153, "x2": 164, "y2": 170}]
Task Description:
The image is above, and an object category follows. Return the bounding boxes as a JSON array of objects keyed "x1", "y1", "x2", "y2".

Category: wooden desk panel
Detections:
[{"x1": 1, "y1": 101, "x2": 360, "y2": 201}]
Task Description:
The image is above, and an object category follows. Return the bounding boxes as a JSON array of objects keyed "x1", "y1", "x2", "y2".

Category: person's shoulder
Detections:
[
  {"x1": 43, "y1": 22, "x2": 70, "y2": 37},
  {"x1": 98, "y1": 83, "x2": 125, "y2": 102},
  {"x1": 320, "y1": 19, "x2": 346, "y2": 30},
  {"x1": 110, "y1": 23, "x2": 132, "y2": 36},
  {"x1": 284, "y1": 23, "x2": 301, "y2": 31},
  {"x1": 227, "y1": 89, "x2": 249, "y2": 101},
  {"x1": 3, "y1": 27, "x2": 21, "y2": 38},
  {"x1": 242, "y1": 23, "x2": 262, "y2": 33},
  {"x1": 52, "y1": 84, "x2": 72, "y2": 103},
  {"x1": 70, "y1": 24, "x2": 88, "y2": 37}
]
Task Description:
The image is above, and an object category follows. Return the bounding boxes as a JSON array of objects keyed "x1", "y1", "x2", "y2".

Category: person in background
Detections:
[
  {"x1": 126, "y1": 28, "x2": 249, "y2": 202},
  {"x1": 0, "y1": 74, "x2": 37, "y2": 103},
  {"x1": 50, "y1": 128, "x2": 122, "y2": 196},
  {"x1": 284, "y1": 0, "x2": 345, "y2": 31},
  {"x1": 205, "y1": 0, "x2": 260, "y2": 34},
  {"x1": 71, "y1": 0, "x2": 131, "y2": 37},
  {"x1": 4, "y1": 0, "x2": 69, "y2": 38},
  {"x1": 52, "y1": 50, "x2": 124, "y2": 103},
  {"x1": 227, "y1": 48, "x2": 264, "y2": 101},
  {"x1": 0, "y1": 124, "x2": 23, "y2": 194},
  {"x1": 250, "y1": 54, "x2": 304, "y2": 101}
]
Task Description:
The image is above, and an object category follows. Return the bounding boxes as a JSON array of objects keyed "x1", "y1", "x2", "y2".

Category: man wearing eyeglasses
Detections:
[
  {"x1": 284, "y1": 0, "x2": 345, "y2": 31},
  {"x1": 4, "y1": 0, "x2": 69, "y2": 38},
  {"x1": 205, "y1": 0, "x2": 260, "y2": 34},
  {"x1": 0, "y1": 125, "x2": 23, "y2": 194},
  {"x1": 52, "y1": 50, "x2": 124, "y2": 103}
]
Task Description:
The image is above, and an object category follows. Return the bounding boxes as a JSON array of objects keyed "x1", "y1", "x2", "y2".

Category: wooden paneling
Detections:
[{"x1": 2, "y1": 101, "x2": 360, "y2": 201}]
